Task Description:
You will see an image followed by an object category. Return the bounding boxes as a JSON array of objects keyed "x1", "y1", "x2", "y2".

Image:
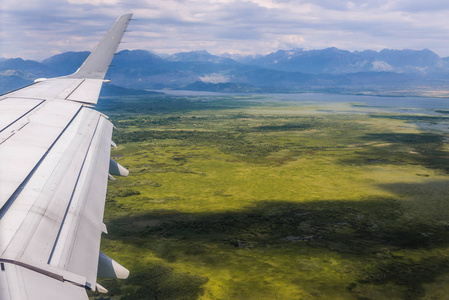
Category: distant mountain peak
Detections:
[
  {"x1": 245, "y1": 46, "x2": 445, "y2": 74},
  {"x1": 192, "y1": 50, "x2": 211, "y2": 54},
  {"x1": 167, "y1": 50, "x2": 236, "y2": 64},
  {"x1": 115, "y1": 49, "x2": 163, "y2": 61},
  {"x1": 0, "y1": 57, "x2": 52, "y2": 76}
]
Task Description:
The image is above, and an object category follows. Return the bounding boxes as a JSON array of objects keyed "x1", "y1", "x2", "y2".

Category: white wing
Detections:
[{"x1": 0, "y1": 14, "x2": 132, "y2": 299}]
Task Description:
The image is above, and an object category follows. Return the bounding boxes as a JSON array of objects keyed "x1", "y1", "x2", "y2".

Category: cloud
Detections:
[
  {"x1": 372, "y1": 61, "x2": 394, "y2": 72},
  {"x1": 199, "y1": 73, "x2": 231, "y2": 83},
  {"x1": 2, "y1": 0, "x2": 449, "y2": 60},
  {"x1": 389, "y1": 0, "x2": 449, "y2": 12},
  {"x1": 68, "y1": 0, "x2": 120, "y2": 5}
]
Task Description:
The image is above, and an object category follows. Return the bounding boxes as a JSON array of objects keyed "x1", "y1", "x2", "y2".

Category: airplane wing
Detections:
[{"x1": 0, "y1": 14, "x2": 132, "y2": 299}]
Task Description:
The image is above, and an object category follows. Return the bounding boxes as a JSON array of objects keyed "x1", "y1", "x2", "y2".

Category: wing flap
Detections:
[
  {"x1": 0, "y1": 109, "x2": 103, "y2": 263},
  {"x1": 0, "y1": 108, "x2": 114, "y2": 289},
  {"x1": 48, "y1": 116, "x2": 113, "y2": 286}
]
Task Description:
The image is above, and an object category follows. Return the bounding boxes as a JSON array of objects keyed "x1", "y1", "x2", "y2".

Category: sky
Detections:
[{"x1": 1, "y1": 0, "x2": 449, "y2": 61}]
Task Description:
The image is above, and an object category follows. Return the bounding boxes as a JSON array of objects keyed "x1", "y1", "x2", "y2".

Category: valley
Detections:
[{"x1": 93, "y1": 93, "x2": 449, "y2": 299}]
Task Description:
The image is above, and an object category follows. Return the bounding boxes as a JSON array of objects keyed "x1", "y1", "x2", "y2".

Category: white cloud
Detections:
[
  {"x1": 245, "y1": 0, "x2": 283, "y2": 9},
  {"x1": 372, "y1": 61, "x2": 394, "y2": 72},
  {"x1": 67, "y1": 0, "x2": 120, "y2": 5},
  {"x1": 199, "y1": 73, "x2": 231, "y2": 83},
  {"x1": 2, "y1": 0, "x2": 449, "y2": 60}
]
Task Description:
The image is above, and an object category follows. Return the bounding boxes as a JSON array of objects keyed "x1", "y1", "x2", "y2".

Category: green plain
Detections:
[{"x1": 93, "y1": 94, "x2": 449, "y2": 300}]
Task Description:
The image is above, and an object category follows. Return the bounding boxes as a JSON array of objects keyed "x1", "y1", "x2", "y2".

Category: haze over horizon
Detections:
[{"x1": 1, "y1": 0, "x2": 449, "y2": 60}]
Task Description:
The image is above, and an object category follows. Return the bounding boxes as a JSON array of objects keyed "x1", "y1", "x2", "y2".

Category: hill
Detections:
[{"x1": 1, "y1": 47, "x2": 449, "y2": 95}]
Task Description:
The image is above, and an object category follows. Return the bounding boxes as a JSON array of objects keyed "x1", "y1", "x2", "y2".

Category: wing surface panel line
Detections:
[
  {"x1": 0, "y1": 259, "x2": 90, "y2": 289},
  {"x1": 47, "y1": 115, "x2": 102, "y2": 265},
  {"x1": 64, "y1": 80, "x2": 85, "y2": 100},
  {"x1": 0, "y1": 259, "x2": 64, "y2": 282},
  {"x1": 0, "y1": 99, "x2": 45, "y2": 134},
  {"x1": 0, "y1": 82, "x2": 37, "y2": 98},
  {"x1": 0, "y1": 105, "x2": 83, "y2": 220}
]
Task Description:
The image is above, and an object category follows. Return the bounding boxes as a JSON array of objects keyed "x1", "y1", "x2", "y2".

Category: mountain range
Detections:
[{"x1": 1, "y1": 48, "x2": 449, "y2": 95}]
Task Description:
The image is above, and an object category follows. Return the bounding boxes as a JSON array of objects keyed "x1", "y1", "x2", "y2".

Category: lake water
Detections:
[
  {"x1": 152, "y1": 90, "x2": 449, "y2": 115},
  {"x1": 267, "y1": 93, "x2": 449, "y2": 110}
]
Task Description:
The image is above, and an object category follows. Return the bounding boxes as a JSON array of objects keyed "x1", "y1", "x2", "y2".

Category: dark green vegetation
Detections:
[{"x1": 93, "y1": 94, "x2": 449, "y2": 300}]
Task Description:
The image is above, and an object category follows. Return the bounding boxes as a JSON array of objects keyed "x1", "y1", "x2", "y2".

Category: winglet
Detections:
[{"x1": 69, "y1": 14, "x2": 133, "y2": 79}]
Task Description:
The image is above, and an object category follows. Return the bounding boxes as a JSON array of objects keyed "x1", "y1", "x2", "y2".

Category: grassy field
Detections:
[{"x1": 92, "y1": 94, "x2": 449, "y2": 300}]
